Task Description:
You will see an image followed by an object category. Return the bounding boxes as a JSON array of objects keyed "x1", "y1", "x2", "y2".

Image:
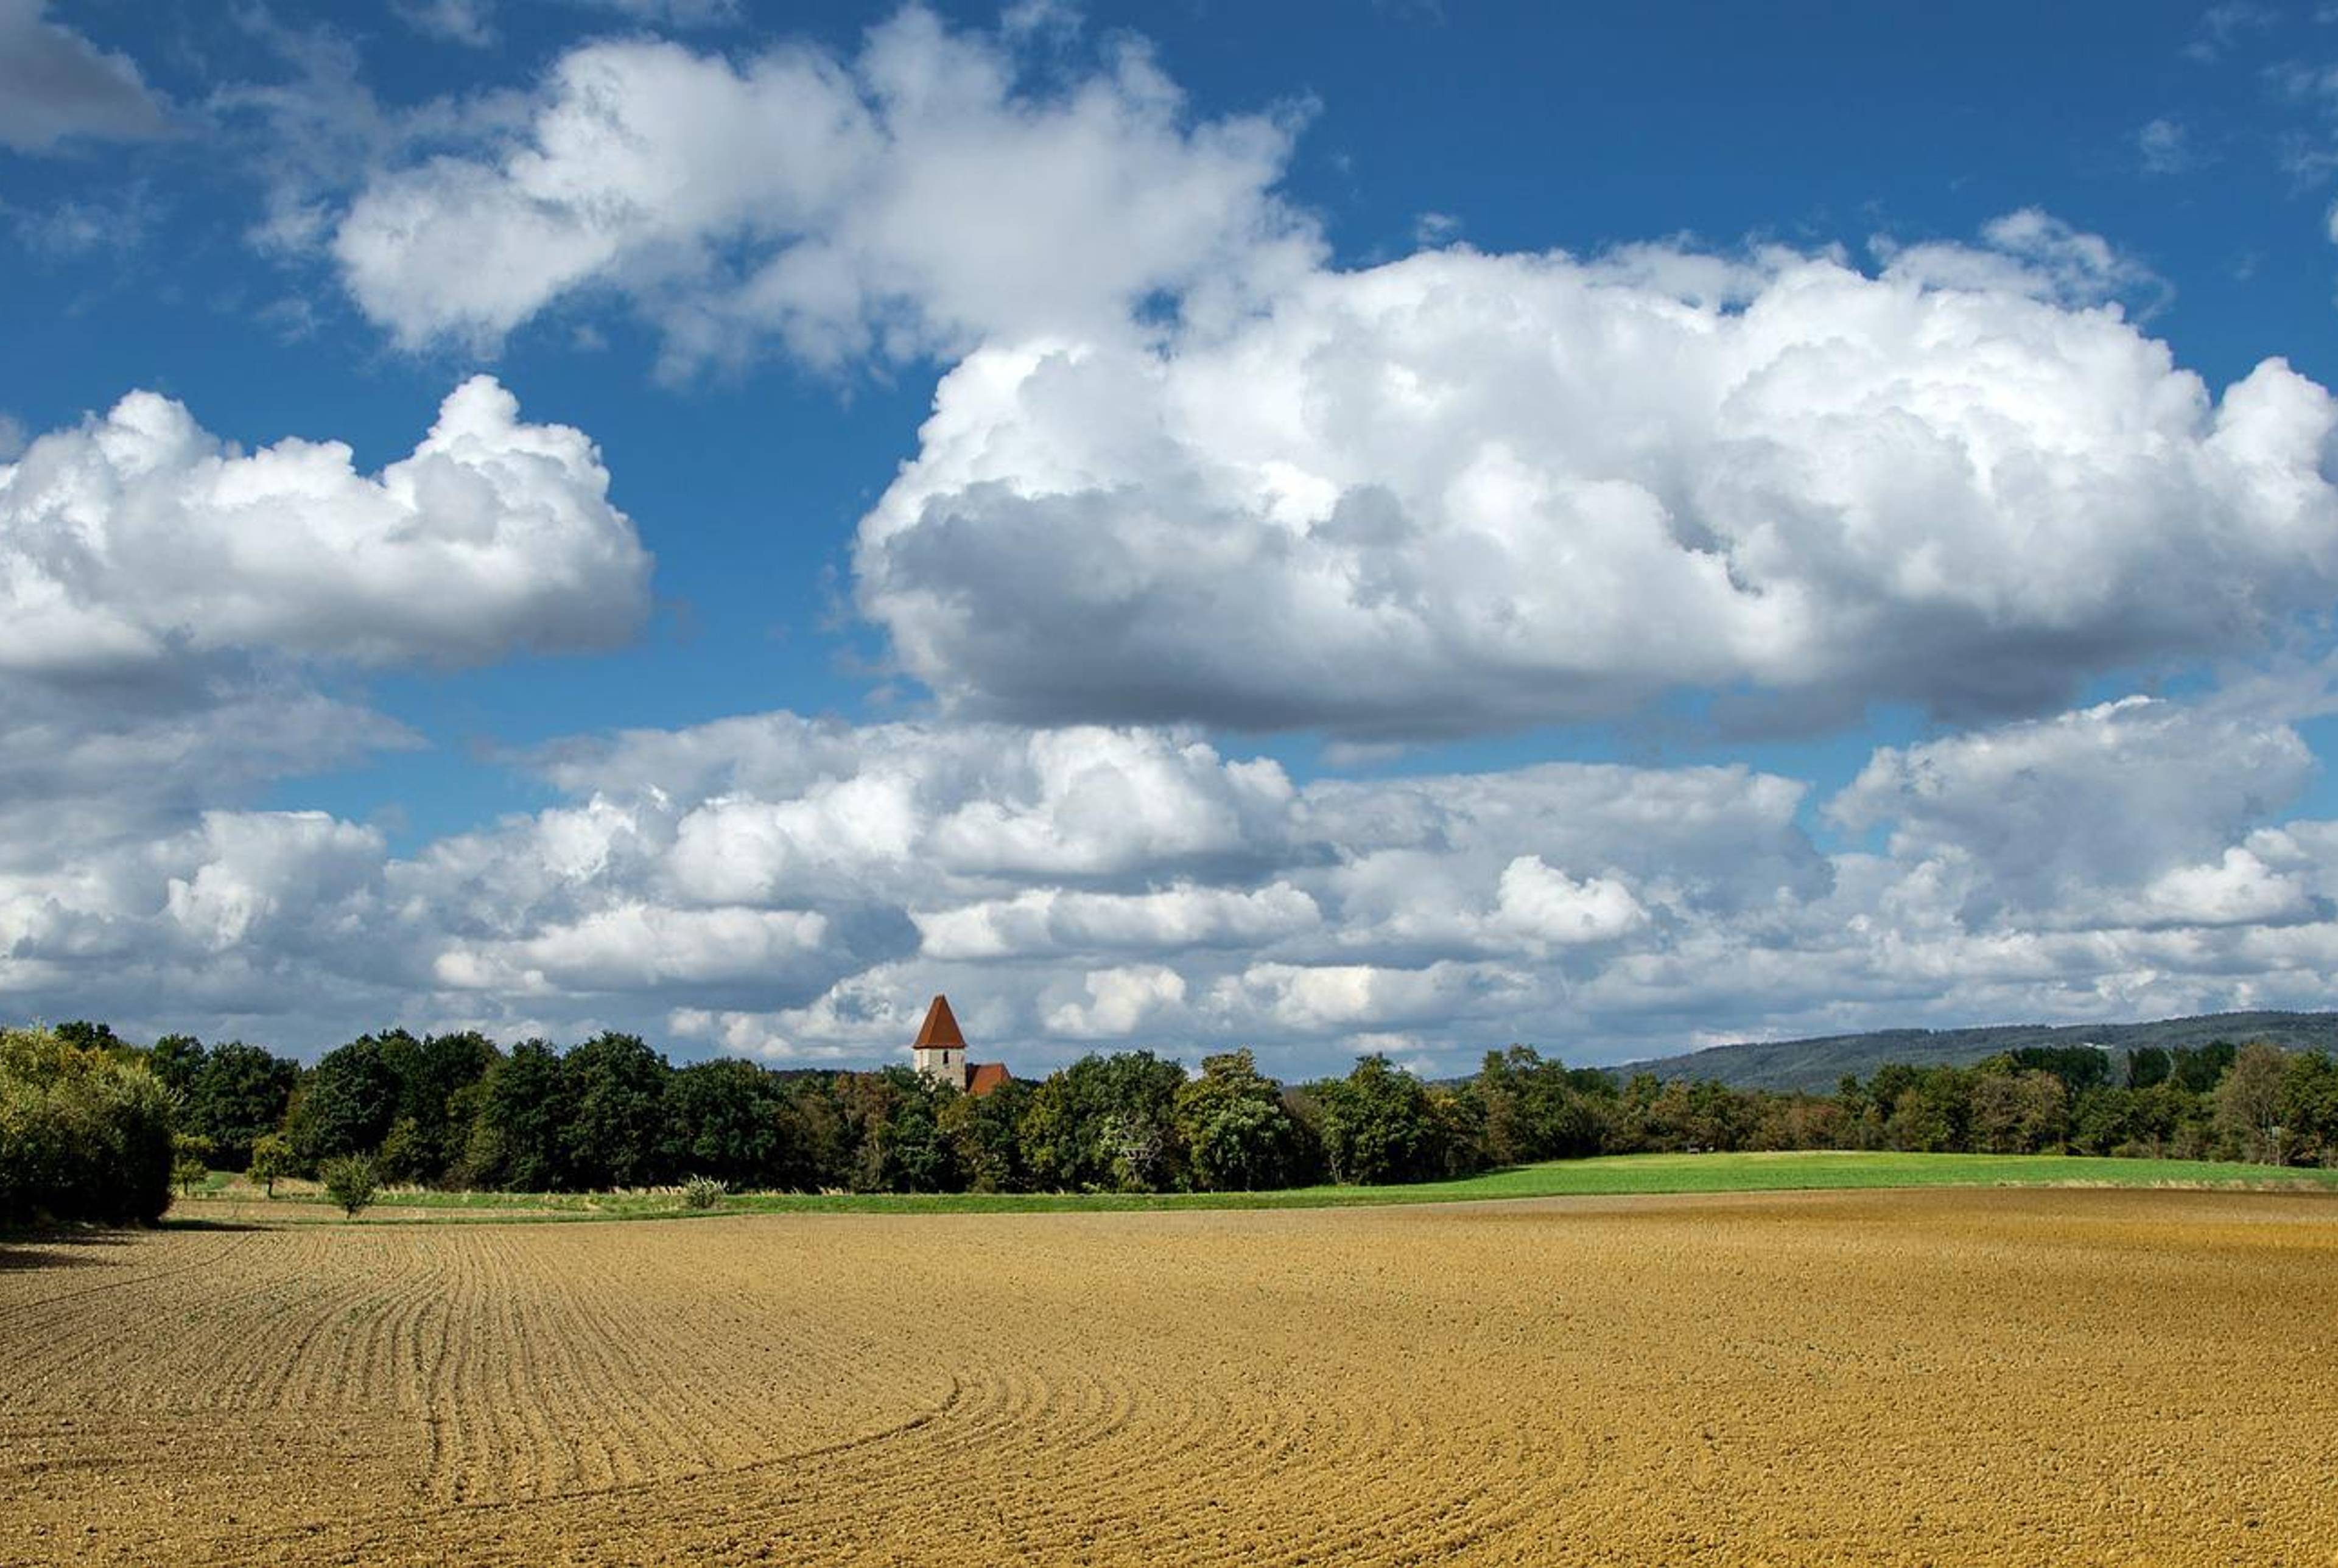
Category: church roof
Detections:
[
  {"x1": 912, "y1": 993, "x2": 966, "y2": 1049},
  {"x1": 967, "y1": 1062, "x2": 1013, "y2": 1097}
]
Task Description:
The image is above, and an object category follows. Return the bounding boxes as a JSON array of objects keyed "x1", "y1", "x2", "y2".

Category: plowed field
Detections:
[{"x1": 3, "y1": 1189, "x2": 2334, "y2": 1566}]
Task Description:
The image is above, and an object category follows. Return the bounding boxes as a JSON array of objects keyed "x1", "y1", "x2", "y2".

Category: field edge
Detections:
[{"x1": 152, "y1": 1149, "x2": 2338, "y2": 1227}]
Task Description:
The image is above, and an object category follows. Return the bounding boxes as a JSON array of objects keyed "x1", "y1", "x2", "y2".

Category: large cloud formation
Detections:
[
  {"x1": 16, "y1": 691, "x2": 2338, "y2": 1076},
  {"x1": 857, "y1": 240, "x2": 2338, "y2": 737},
  {"x1": 0, "y1": 380, "x2": 655, "y2": 1038},
  {"x1": 332, "y1": 7, "x2": 1316, "y2": 369},
  {"x1": 317, "y1": 10, "x2": 2338, "y2": 740},
  {"x1": 300, "y1": 695, "x2": 2338, "y2": 1069},
  {"x1": 0, "y1": 376, "x2": 650, "y2": 671}
]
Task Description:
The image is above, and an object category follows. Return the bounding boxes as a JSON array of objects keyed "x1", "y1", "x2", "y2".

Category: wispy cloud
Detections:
[
  {"x1": 2137, "y1": 116, "x2": 2205, "y2": 173},
  {"x1": 2186, "y1": 1, "x2": 2275, "y2": 63}
]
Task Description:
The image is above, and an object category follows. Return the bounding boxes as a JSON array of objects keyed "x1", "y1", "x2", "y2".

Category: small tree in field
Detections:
[
  {"x1": 320, "y1": 1154, "x2": 379, "y2": 1217},
  {"x1": 172, "y1": 1133, "x2": 216, "y2": 1198},
  {"x1": 247, "y1": 1133, "x2": 293, "y2": 1198}
]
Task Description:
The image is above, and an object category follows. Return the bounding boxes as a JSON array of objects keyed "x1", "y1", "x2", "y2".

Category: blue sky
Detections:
[{"x1": 5, "y1": 0, "x2": 2338, "y2": 1074}]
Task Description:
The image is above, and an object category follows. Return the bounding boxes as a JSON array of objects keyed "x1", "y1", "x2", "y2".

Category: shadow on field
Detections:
[{"x1": 0, "y1": 1228, "x2": 139, "y2": 1271}]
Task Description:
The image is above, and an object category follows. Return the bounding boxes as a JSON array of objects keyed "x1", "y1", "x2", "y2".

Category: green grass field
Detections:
[{"x1": 178, "y1": 1149, "x2": 2338, "y2": 1224}]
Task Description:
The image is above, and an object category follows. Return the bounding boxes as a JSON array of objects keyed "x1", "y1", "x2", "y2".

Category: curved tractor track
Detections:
[{"x1": 3, "y1": 1188, "x2": 2336, "y2": 1566}]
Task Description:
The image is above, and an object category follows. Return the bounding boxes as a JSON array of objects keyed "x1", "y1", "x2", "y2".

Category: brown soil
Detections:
[{"x1": 2, "y1": 1188, "x2": 2334, "y2": 1566}]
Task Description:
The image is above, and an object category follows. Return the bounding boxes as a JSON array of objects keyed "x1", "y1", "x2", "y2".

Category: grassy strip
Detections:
[
  {"x1": 715, "y1": 1150, "x2": 2338, "y2": 1212},
  {"x1": 171, "y1": 1149, "x2": 2338, "y2": 1225}
]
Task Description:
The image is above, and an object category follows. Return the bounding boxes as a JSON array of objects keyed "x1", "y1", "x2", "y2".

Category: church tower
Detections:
[{"x1": 910, "y1": 993, "x2": 970, "y2": 1091}]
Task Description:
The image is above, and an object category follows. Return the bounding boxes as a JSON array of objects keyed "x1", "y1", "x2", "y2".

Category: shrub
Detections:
[
  {"x1": 1, "y1": 1026, "x2": 175, "y2": 1227},
  {"x1": 320, "y1": 1154, "x2": 380, "y2": 1218},
  {"x1": 683, "y1": 1174, "x2": 726, "y2": 1210}
]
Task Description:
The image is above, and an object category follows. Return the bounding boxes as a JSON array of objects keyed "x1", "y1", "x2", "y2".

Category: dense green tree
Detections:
[
  {"x1": 2003, "y1": 1046, "x2": 2112, "y2": 1097},
  {"x1": 1279, "y1": 1083, "x2": 1331, "y2": 1185},
  {"x1": 1970, "y1": 1066, "x2": 2068, "y2": 1154},
  {"x1": 1022, "y1": 1052, "x2": 1188, "y2": 1192},
  {"x1": 376, "y1": 1117, "x2": 429, "y2": 1184},
  {"x1": 2216, "y1": 1042, "x2": 2292, "y2": 1164},
  {"x1": 821, "y1": 1069, "x2": 960, "y2": 1193},
  {"x1": 18, "y1": 1011, "x2": 2287, "y2": 1209},
  {"x1": 2135, "y1": 1081, "x2": 2211, "y2": 1160},
  {"x1": 1748, "y1": 1093, "x2": 1852, "y2": 1152},
  {"x1": 877, "y1": 1070, "x2": 960, "y2": 1192},
  {"x1": 383, "y1": 1031, "x2": 500, "y2": 1185},
  {"x1": 2281, "y1": 1049, "x2": 2338, "y2": 1167},
  {"x1": 1865, "y1": 1065, "x2": 1973, "y2": 1153},
  {"x1": 777, "y1": 1076, "x2": 855, "y2": 1191},
  {"x1": 1469, "y1": 1051, "x2": 1533, "y2": 1165},
  {"x1": 2172, "y1": 1041, "x2": 2238, "y2": 1095},
  {"x1": 288, "y1": 1034, "x2": 404, "y2": 1167},
  {"x1": 563, "y1": 1032, "x2": 673, "y2": 1189},
  {"x1": 1609, "y1": 1073, "x2": 1668, "y2": 1153},
  {"x1": 1176, "y1": 1049, "x2": 1302, "y2": 1191},
  {"x1": 1672, "y1": 1079, "x2": 1760, "y2": 1152},
  {"x1": 826, "y1": 1071, "x2": 907, "y2": 1192},
  {"x1": 1883, "y1": 1088, "x2": 1952, "y2": 1152},
  {"x1": 462, "y1": 1040, "x2": 574, "y2": 1191},
  {"x1": 1313, "y1": 1055, "x2": 1445, "y2": 1186},
  {"x1": 2069, "y1": 1085, "x2": 2138, "y2": 1156},
  {"x1": 1466, "y1": 1046, "x2": 1605, "y2": 1164},
  {"x1": 54, "y1": 1021, "x2": 124, "y2": 1055},
  {"x1": 145, "y1": 1034, "x2": 207, "y2": 1103},
  {"x1": 186, "y1": 1041, "x2": 299, "y2": 1169},
  {"x1": 1833, "y1": 1074, "x2": 1880, "y2": 1146},
  {"x1": 941, "y1": 1077, "x2": 1033, "y2": 1193},
  {"x1": 667, "y1": 1058, "x2": 792, "y2": 1188},
  {"x1": 1428, "y1": 1084, "x2": 1490, "y2": 1177}
]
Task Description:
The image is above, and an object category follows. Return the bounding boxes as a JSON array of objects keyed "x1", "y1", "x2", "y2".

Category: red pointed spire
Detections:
[{"x1": 913, "y1": 994, "x2": 966, "y2": 1049}]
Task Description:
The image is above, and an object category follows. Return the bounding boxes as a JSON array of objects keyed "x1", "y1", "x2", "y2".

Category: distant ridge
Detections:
[{"x1": 1619, "y1": 1010, "x2": 2338, "y2": 1094}]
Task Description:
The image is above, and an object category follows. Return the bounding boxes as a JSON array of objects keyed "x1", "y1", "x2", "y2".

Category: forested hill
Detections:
[{"x1": 1620, "y1": 1011, "x2": 2338, "y2": 1094}]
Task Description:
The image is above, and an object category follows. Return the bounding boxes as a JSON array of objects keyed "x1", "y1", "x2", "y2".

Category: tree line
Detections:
[{"x1": 5, "y1": 1019, "x2": 2337, "y2": 1225}]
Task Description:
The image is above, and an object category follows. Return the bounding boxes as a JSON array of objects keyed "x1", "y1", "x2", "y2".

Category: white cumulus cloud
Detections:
[
  {"x1": 13, "y1": 690, "x2": 2338, "y2": 1071},
  {"x1": 330, "y1": 7, "x2": 1315, "y2": 369},
  {"x1": 1492, "y1": 856, "x2": 1649, "y2": 947},
  {"x1": 914, "y1": 882, "x2": 1319, "y2": 961},
  {"x1": 1045, "y1": 963, "x2": 1187, "y2": 1037},
  {"x1": 1830, "y1": 695, "x2": 2318, "y2": 914},
  {"x1": 0, "y1": 377, "x2": 652, "y2": 672},
  {"x1": 434, "y1": 904, "x2": 831, "y2": 994},
  {"x1": 857, "y1": 235, "x2": 2338, "y2": 738}
]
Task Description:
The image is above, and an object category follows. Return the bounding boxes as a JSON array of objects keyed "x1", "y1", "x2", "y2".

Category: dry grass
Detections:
[{"x1": 4, "y1": 1188, "x2": 2336, "y2": 1565}]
